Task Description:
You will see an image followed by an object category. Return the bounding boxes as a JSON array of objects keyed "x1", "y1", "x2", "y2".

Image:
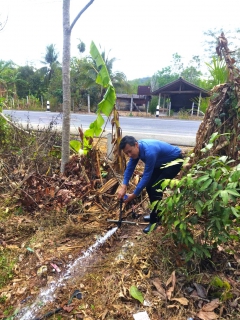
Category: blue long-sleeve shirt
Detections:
[{"x1": 123, "y1": 139, "x2": 182, "y2": 196}]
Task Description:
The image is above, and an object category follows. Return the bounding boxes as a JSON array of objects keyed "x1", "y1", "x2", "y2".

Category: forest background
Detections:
[{"x1": 0, "y1": 28, "x2": 240, "y2": 115}]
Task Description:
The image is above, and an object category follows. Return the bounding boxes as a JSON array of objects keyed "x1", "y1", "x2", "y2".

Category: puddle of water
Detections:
[{"x1": 15, "y1": 227, "x2": 118, "y2": 320}]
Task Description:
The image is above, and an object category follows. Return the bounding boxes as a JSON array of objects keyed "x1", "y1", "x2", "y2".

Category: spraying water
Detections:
[{"x1": 15, "y1": 227, "x2": 118, "y2": 320}]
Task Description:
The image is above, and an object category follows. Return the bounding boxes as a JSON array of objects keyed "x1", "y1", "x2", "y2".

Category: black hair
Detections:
[{"x1": 119, "y1": 136, "x2": 137, "y2": 151}]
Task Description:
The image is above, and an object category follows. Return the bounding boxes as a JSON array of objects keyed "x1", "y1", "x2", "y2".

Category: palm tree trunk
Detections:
[{"x1": 61, "y1": 0, "x2": 71, "y2": 173}]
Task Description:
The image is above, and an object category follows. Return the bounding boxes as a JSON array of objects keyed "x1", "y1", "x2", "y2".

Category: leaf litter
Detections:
[{"x1": 0, "y1": 135, "x2": 239, "y2": 320}]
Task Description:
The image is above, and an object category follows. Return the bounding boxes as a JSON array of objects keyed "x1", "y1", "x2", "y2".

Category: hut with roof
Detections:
[{"x1": 151, "y1": 77, "x2": 210, "y2": 116}]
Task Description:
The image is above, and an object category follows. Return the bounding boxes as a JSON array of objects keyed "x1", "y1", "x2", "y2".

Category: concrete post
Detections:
[
  {"x1": 156, "y1": 105, "x2": 159, "y2": 117},
  {"x1": 87, "y1": 94, "x2": 90, "y2": 113},
  {"x1": 46, "y1": 100, "x2": 50, "y2": 111}
]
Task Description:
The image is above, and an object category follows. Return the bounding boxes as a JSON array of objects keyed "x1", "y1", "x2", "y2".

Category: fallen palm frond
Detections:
[{"x1": 193, "y1": 33, "x2": 240, "y2": 163}]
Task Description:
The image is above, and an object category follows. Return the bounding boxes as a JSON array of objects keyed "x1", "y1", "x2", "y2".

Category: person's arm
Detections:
[
  {"x1": 133, "y1": 154, "x2": 156, "y2": 196},
  {"x1": 123, "y1": 159, "x2": 155, "y2": 204},
  {"x1": 122, "y1": 158, "x2": 139, "y2": 185},
  {"x1": 117, "y1": 158, "x2": 138, "y2": 200}
]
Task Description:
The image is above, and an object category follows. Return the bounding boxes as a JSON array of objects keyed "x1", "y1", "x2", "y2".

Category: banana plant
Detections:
[
  {"x1": 70, "y1": 41, "x2": 116, "y2": 155},
  {"x1": 70, "y1": 41, "x2": 126, "y2": 174}
]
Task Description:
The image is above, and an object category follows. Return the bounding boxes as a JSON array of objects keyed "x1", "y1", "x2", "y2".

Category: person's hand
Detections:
[
  {"x1": 117, "y1": 185, "x2": 127, "y2": 199},
  {"x1": 124, "y1": 193, "x2": 136, "y2": 204}
]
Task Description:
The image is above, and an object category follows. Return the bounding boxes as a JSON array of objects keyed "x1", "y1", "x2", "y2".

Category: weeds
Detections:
[
  {"x1": 0, "y1": 250, "x2": 16, "y2": 289},
  {"x1": 178, "y1": 108, "x2": 190, "y2": 119}
]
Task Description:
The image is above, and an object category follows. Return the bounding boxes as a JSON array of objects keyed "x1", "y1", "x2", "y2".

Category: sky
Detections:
[{"x1": 0, "y1": 0, "x2": 240, "y2": 80}]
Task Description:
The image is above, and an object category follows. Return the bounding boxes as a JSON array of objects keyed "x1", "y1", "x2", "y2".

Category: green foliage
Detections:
[
  {"x1": 70, "y1": 57, "x2": 100, "y2": 110},
  {"x1": 70, "y1": 140, "x2": 88, "y2": 155},
  {"x1": 127, "y1": 77, "x2": 151, "y2": 94},
  {"x1": 15, "y1": 65, "x2": 47, "y2": 100},
  {"x1": 70, "y1": 42, "x2": 116, "y2": 154},
  {"x1": 157, "y1": 134, "x2": 240, "y2": 261},
  {"x1": 205, "y1": 57, "x2": 228, "y2": 87},
  {"x1": 167, "y1": 110, "x2": 174, "y2": 117},
  {"x1": 0, "y1": 99, "x2": 11, "y2": 146},
  {"x1": 149, "y1": 96, "x2": 158, "y2": 114},
  {"x1": 180, "y1": 65, "x2": 202, "y2": 85},
  {"x1": 129, "y1": 285, "x2": 144, "y2": 303},
  {"x1": 0, "y1": 250, "x2": 16, "y2": 289},
  {"x1": 77, "y1": 39, "x2": 86, "y2": 54},
  {"x1": 152, "y1": 66, "x2": 178, "y2": 90},
  {"x1": 191, "y1": 97, "x2": 210, "y2": 114},
  {"x1": 210, "y1": 276, "x2": 232, "y2": 301},
  {"x1": 178, "y1": 108, "x2": 190, "y2": 119}
]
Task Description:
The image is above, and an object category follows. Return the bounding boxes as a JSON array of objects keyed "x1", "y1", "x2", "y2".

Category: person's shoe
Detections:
[
  {"x1": 143, "y1": 215, "x2": 150, "y2": 222},
  {"x1": 143, "y1": 223, "x2": 158, "y2": 234},
  {"x1": 143, "y1": 215, "x2": 161, "y2": 223}
]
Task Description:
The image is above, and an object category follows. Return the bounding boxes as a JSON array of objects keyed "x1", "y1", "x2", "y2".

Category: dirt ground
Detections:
[{"x1": 1, "y1": 141, "x2": 239, "y2": 320}]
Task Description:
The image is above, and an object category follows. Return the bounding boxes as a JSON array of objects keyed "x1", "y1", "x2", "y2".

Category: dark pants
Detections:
[{"x1": 146, "y1": 159, "x2": 183, "y2": 223}]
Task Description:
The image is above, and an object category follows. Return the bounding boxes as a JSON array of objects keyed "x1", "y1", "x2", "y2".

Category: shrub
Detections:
[{"x1": 157, "y1": 152, "x2": 240, "y2": 261}]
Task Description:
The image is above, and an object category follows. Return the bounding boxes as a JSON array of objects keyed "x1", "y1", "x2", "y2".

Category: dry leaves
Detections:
[
  {"x1": 152, "y1": 271, "x2": 189, "y2": 308},
  {"x1": 197, "y1": 299, "x2": 220, "y2": 320}
]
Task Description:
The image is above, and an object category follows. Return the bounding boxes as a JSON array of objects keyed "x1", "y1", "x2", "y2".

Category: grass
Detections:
[{"x1": 0, "y1": 249, "x2": 16, "y2": 289}]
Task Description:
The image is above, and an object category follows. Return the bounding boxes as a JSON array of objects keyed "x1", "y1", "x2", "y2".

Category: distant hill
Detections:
[{"x1": 128, "y1": 77, "x2": 151, "y2": 84}]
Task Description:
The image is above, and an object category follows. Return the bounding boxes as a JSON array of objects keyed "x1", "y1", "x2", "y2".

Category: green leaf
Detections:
[
  {"x1": 90, "y1": 41, "x2": 111, "y2": 87},
  {"x1": 148, "y1": 223, "x2": 157, "y2": 233},
  {"x1": 173, "y1": 220, "x2": 180, "y2": 227},
  {"x1": 167, "y1": 197, "x2": 173, "y2": 210},
  {"x1": 96, "y1": 114, "x2": 105, "y2": 127},
  {"x1": 215, "y1": 169, "x2": 222, "y2": 180},
  {"x1": 90, "y1": 41, "x2": 105, "y2": 69},
  {"x1": 210, "y1": 181, "x2": 218, "y2": 191},
  {"x1": 194, "y1": 200, "x2": 203, "y2": 216},
  {"x1": 210, "y1": 168, "x2": 216, "y2": 178},
  {"x1": 226, "y1": 189, "x2": 240, "y2": 197},
  {"x1": 219, "y1": 156, "x2": 228, "y2": 163},
  {"x1": 96, "y1": 64, "x2": 111, "y2": 87},
  {"x1": 231, "y1": 207, "x2": 240, "y2": 218},
  {"x1": 179, "y1": 223, "x2": 186, "y2": 230},
  {"x1": 205, "y1": 142, "x2": 213, "y2": 150},
  {"x1": 196, "y1": 175, "x2": 210, "y2": 184},
  {"x1": 129, "y1": 286, "x2": 144, "y2": 303},
  {"x1": 200, "y1": 178, "x2": 212, "y2": 191},
  {"x1": 187, "y1": 236, "x2": 194, "y2": 244},
  {"x1": 70, "y1": 140, "x2": 81, "y2": 153},
  {"x1": 202, "y1": 248, "x2": 211, "y2": 258},
  {"x1": 216, "y1": 219, "x2": 221, "y2": 230},
  {"x1": 220, "y1": 190, "x2": 229, "y2": 205},
  {"x1": 98, "y1": 85, "x2": 116, "y2": 116},
  {"x1": 84, "y1": 128, "x2": 94, "y2": 137},
  {"x1": 223, "y1": 281, "x2": 231, "y2": 291},
  {"x1": 161, "y1": 179, "x2": 171, "y2": 189},
  {"x1": 211, "y1": 276, "x2": 224, "y2": 288}
]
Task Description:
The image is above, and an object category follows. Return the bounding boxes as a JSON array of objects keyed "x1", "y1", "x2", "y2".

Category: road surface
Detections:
[{"x1": 3, "y1": 110, "x2": 202, "y2": 146}]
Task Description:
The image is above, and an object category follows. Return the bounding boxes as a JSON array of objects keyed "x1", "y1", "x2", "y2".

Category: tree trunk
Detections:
[
  {"x1": 61, "y1": 0, "x2": 95, "y2": 173},
  {"x1": 61, "y1": 0, "x2": 71, "y2": 173}
]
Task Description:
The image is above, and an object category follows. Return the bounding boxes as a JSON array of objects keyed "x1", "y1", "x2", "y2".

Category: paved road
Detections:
[{"x1": 3, "y1": 110, "x2": 202, "y2": 146}]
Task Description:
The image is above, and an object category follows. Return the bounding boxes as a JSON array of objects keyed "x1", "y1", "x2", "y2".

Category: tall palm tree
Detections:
[{"x1": 40, "y1": 44, "x2": 61, "y2": 85}]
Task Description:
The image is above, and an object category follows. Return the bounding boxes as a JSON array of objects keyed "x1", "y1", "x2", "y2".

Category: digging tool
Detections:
[{"x1": 107, "y1": 198, "x2": 137, "y2": 227}]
